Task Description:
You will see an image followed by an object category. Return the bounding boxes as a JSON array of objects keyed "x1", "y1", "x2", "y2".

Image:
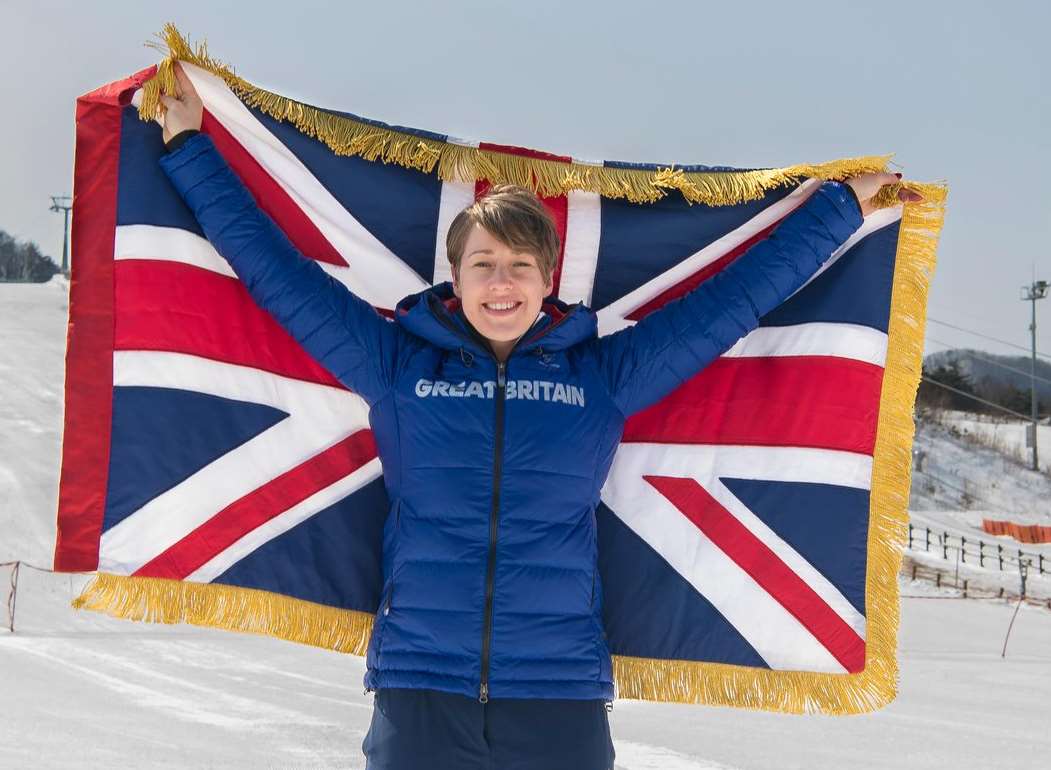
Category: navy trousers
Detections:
[{"x1": 362, "y1": 688, "x2": 615, "y2": 770}]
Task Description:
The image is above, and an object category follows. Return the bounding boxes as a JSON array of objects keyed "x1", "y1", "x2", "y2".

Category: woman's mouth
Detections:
[{"x1": 482, "y1": 301, "x2": 522, "y2": 317}]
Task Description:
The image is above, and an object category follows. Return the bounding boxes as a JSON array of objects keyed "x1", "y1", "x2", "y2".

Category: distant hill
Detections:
[
  {"x1": 925, "y1": 348, "x2": 1051, "y2": 406},
  {"x1": 0, "y1": 228, "x2": 60, "y2": 282},
  {"x1": 920, "y1": 348, "x2": 1051, "y2": 420}
]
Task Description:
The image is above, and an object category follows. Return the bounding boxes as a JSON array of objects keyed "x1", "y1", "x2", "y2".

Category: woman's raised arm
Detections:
[
  {"x1": 156, "y1": 64, "x2": 407, "y2": 406},
  {"x1": 582, "y1": 175, "x2": 917, "y2": 418}
]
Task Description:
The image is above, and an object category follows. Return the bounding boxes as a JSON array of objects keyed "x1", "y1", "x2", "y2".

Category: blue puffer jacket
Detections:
[{"x1": 160, "y1": 133, "x2": 863, "y2": 702}]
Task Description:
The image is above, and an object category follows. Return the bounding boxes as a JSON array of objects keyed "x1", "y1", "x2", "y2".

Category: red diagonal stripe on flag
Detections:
[
  {"x1": 644, "y1": 474, "x2": 865, "y2": 673},
  {"x1": 134, "y1": 429, "x2": 378, "y2": 579},
  {"x1": 623, "y1": 356, "x2": 884, "y2": 454},
  {"x1": 115, "y1": 259, "x2": 347, "y2": 389},
  {"x1": 202, "y1": 109, "x2": 349, "y2": 267},
  {"x1": 625, "y1": 218, "x2": 784, "y2": 322}
]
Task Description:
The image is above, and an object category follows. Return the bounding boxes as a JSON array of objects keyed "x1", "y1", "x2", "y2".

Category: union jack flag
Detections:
[{"x1": 56, "y1": 45, "x2": 942, "y2": 713}]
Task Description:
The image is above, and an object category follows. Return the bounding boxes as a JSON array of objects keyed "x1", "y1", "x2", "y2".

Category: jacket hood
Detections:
[{"x1": 394, "y1": 281, "x2": 598, "y2": 358}]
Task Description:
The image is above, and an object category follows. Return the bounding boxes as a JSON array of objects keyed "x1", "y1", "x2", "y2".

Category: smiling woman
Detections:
[
  {"x1": 446, "y1": 184, "x2": 560, "y2": 362},
  {"x1": 148, "y1": 56, "x2": 919, "y2": 770}
]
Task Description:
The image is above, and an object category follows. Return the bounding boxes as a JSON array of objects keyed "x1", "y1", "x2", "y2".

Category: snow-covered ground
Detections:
[
  {"x1": 4, "y1": 564, "x2": 1048, "y2": 769},
  {"x1": 3, "y1": 281, "x2": 1050, "y2": 769},
  {"x1": 930, "y1": 408, "x2": 1051, "y2": 476},
  {"x1": 910, "y1": 410, "x2": 1051, "y2": 521},
  {"x1": 0, "y1": 277, "x2": 67, "y2": 567},
  {"x1": 907, "y1": 508, "x2": 1051, "y2": 596}
]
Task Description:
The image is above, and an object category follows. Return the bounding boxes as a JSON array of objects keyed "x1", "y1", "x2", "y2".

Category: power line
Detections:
[
  {"x1": 927, "y1": 317, "x2": 1051, "y2": 361},
  {"x1": 920, "y1": 376, "x2": 1033, "y2": 420},
  {"x1": 926, "y1": 337, "x2": 1051, "y2": 387},
  {"x1": 912, "y1": 467, "x2": 996, "y2": 509}
]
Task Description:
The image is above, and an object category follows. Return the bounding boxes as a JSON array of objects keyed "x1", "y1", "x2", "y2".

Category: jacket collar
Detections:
[{"x1": 394, "y1": 281, "x2": 598, "y2": 359}]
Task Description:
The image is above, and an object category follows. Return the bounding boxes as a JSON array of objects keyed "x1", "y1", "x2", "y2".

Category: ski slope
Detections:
[
  {"x1": 910, "y1": 410, "x2": 1051, "y2": 522},
  {"x1": 2, "y1": 281, "x2": 1049, "y2": 769},
  {"x1": 933, "y1": 409, "x2": 1051, "y2": 476}
]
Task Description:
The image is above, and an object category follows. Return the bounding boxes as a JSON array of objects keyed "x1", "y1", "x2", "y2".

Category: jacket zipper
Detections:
[
  {"x1": 479, "y1": 358, "x2": 506, "y2": 703},
  {"x1": 425, "y1": 297, "x2": 574, "y2": 703}
]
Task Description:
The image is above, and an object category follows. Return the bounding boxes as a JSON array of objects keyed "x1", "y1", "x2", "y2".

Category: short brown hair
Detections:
[{"x1": 446, "y1": 184, "x2": 560, "y2": 285}]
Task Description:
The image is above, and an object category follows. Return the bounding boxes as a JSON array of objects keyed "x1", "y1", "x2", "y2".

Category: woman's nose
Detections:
[{"x1": 489, "y1": 265, "x2": 513, "y2": 287}]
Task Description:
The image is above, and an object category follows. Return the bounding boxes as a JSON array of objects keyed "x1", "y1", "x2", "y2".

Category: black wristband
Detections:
[{"x1": 164, "y1": 129, "x2": 200, "y2": 154}]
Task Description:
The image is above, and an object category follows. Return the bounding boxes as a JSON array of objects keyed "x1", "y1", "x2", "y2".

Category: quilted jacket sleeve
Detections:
[
  {"x1": 158, "y1": 132, "x2": 405, "y2": 406},
  {"x1": 585, "y1": 180, "x2": 864, "y2": 418}
]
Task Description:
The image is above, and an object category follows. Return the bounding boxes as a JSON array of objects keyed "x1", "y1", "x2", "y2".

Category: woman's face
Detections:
[{"x1": 452, "y1": 223, "x2": 553, "y2": 357}]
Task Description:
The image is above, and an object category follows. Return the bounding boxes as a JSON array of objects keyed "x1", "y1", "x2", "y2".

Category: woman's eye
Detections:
[{"x1": 471, "y1": 261, "x2": 532, "y2": 268}]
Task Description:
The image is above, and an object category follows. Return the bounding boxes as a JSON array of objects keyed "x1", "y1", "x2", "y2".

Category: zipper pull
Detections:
[
  {"x1": 479, "y1": 682, "x2": 489, "y2": 703},
  {"x1": 497, "y1": 362, "x2": 506, "y2": 388}
]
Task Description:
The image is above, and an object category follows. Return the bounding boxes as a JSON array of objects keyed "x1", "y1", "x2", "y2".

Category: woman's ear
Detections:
[{"x1": 451, "y1": 266, "x2": 461, "y2": 298}]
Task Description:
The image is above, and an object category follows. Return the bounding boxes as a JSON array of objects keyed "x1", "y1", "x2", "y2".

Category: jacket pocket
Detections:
[
  {"x1": 387, "y1": 498, "x2": 403, "y2": 613},
  {"x1": 374, "y1": 499, "x2": 402, "y2": 665},
  {"x1": 372, "y1": 578, "x2": 395, "y2": 668},
  {"x1": 382, "y1": 580, "x2": 394, "y2": 616}
]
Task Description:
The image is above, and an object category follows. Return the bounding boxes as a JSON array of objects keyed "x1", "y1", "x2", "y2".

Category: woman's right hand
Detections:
[{"x1": 160, "y1": 62, "x2": 203, "y2": 144}]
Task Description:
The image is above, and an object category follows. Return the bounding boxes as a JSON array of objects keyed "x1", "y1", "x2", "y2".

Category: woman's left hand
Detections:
[{"x1": 844, "y1": 172, "x2": 924, "y2": 217}]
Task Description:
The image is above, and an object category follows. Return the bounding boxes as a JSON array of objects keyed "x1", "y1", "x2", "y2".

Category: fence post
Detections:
[
  {"x1": 943, "y1": 531, "x2": 949, "y2": 560},
  {"x1": 998, "y1": 544, "x2": 1004, "y2": 570},
  {"x1": 908, "y1": 524, "x2": 913, "y2": 550},
  {"x1": 963, "y1": 579, "x2": 968, "y2": 598},
  {"x1": 6, "y1": 561, "x2": 18, "y2": 634},
  {"x1": 961, "y1": 536, "x2": 967, "y2": 564},
  {"x1": 1040, "y1": 554, "x2": 1046, "y2": 576},
  {"x1": 979, "y1": 540, "x2": 984, "y2": 568},
  {"x1": 925, "y1": 527, "x2": 931, "y2": 552}
]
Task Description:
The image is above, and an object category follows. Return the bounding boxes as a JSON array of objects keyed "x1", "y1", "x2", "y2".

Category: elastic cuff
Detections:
[
  {"x1": 819, "y1": 179, "x2": 865, "y2": 229},
  {"x1": 164, "y1": 129, "x2": 201, "y2": 154},
  {"x1": 840, "y1": 181, "x2": 863, "y2": 216}
]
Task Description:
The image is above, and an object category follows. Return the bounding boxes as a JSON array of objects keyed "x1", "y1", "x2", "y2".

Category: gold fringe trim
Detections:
[
  {"x1": 73, "y1": 572, "x2": 375, "y2": 655},
  {"x1": 612, "y1": 183, "x2": 947, "y2": 714},
  {"x1": 140, "y1": 22, "x2": 897, "y2": 206}
]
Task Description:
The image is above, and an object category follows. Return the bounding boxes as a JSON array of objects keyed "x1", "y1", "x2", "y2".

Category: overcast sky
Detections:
[{"x1": 4, "y1": 0, "x2": 1049, "y2": 361}]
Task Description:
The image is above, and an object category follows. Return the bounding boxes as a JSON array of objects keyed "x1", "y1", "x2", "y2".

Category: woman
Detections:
[{"x1": 158, "y1": 62, "x2": 920, "y2": 770}]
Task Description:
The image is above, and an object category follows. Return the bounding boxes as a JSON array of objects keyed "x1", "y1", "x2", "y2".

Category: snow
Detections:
[
  {"x1": 0, "y1": 282, "x2": 66, "y2": 567},
  {"x1": 910, "y1": 410, "x2": 1051, "y2": 521},
  {"x1": 931, "y1": 409, "x2": 1051, "y2": 476},
  {"x1": 3, "y1": 281, "x2": 1050, "y2": 769}
]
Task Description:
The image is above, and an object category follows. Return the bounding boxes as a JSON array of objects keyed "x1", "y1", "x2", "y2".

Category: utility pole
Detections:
[
  {"x1": 49, "y1": 195, "x2": 72, "y2": 276},
  {"x1": 1020, "y1": 279, "x2": 1048, "y2": 471}
]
